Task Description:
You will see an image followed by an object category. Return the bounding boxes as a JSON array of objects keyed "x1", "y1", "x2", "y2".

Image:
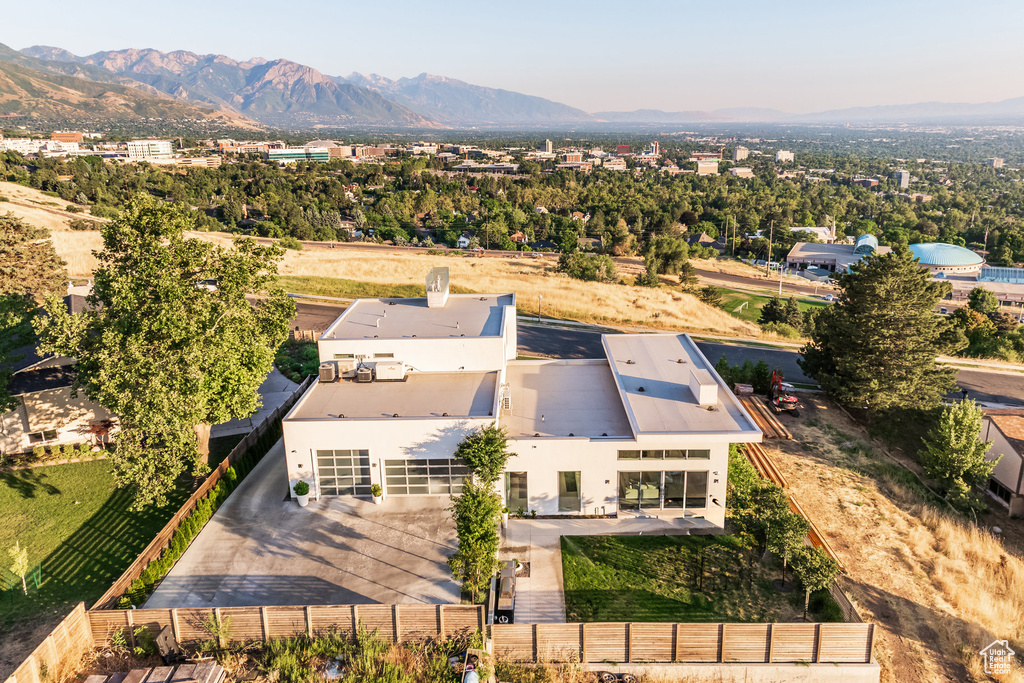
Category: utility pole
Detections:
[{"x1": 766, "y1": 219, "x2": 774, "y2": 277}]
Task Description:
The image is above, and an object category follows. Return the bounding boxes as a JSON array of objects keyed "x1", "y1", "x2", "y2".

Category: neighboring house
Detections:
[
  {"x1": 456, "y1": 233, "x2": 472, "y2": 249},
  {"x1": 281, "y1": 267, "x2": 762, "y2": 529},
  {"x1": 981, "y1": 410, "x2": 1024, "y2": 517},
  {"x1": 510, "y1": 231, "x2": 528, "y2": 245},
  {"x1": 687, "y1": 232, "x2": 724, "y2": 253},
  {"x1": 530, "y1": 240, "x2": 558, "y2": 251}
]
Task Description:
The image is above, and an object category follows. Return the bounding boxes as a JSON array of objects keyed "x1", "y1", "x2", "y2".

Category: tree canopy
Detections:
[
  {"x1": 919, "y1": 399, "x2": 996, "y2": 511},
  {"x1": 35, "y1": 195, "x2": 295, "y2": 507},
  {"x1": 799, "y1": 245, "x2": 958, "y2": 412},
  {"x1": 0, "y1": 214, "x2": 67, "y2": 412}
]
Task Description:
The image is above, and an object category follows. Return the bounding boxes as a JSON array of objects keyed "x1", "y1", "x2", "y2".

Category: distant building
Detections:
[
  {"x1": 542, "y1": 139, "x2": 553, "y2": 154},
  {"x1": 563, "y1": 152, "x2": 583, "y2": 163},
  {"x1": 647, "y1": 141, "x2": 660, "y2": 156},
  {"x1": 787, "y1": 234, "x2": 890, "y2": 272},
  {"x1": 775, "y1": 150, "x2": 794, "y2": 164},
  {"x1": 988, "y1": 158, "x2": 1005, "y2": 169},
  {"x1": 733, "y1": 146, "x2": 749, "y2": 162},
  {"x1": 51, "y1": 131, "x2": 83, "y2": 144},
  {"x1": 267, "y1": 147, "x2": 330, "y2": 164},
  {"x1": 789, "y1": 226, "x2": 836, "y2": 243},
  {"x1": 696, "y1": 160, "x2": 719, "y2": 176},
  {"x1": 729, "y1": 167, "x2": 754, "y2": 178},
  {"x1": 616, "y1": 144, "x2": 632, "y2": 156},
  {"x1": 127, "y1": 140, "x2": 173, "y2": 160},
  {"x1": 408, "y1": 143, "x2": 438, "y2": 155},
  {"x1": 853, "y1": 178, "x2": 879, "y2": 189},
  {"x1": 895, "y1": 170, "x2": 910, "y2": 188},
  {"x1": 603, "y1": 157, "x2": 628, "y2": 171},
  {"x1": 452, "y1": 162, "x2": 520, "y2": 175},
  {"x1": 690, "y1": 152, "x2": 722, "y2": 161}
]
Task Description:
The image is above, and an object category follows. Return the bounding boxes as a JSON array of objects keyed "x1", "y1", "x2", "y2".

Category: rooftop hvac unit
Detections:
[
  {"x1": 318, "y1": 362, "x2": 337, "y2": 383},
  {"x1": 355, "y1": 366, "x2": 373, "y2": 383},
  {"x1": 374, "y1": 360, "x2": 406, "y2": 381}
]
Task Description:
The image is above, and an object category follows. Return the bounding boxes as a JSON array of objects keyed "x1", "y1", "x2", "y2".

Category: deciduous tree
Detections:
[
  {"x1": 792, "y1": 546, "x2": 840, "y2": 620},
  {"x1": 455, "y1": 424, "x2": 512, "y2": 485},
  {"x1": 448, "y1": 478, "x2": 502, "y2": 602},
  {"x1": 919, "y1": 399, "x2": 996, "y2": 510},
  {"x1": 35, "y1": 195, "x2": 294, "y2": 507}
]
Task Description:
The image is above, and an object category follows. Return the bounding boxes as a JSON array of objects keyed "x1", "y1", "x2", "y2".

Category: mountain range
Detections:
[{"x1": 5, "y1": 42, "x2": 1024, "y2": 129}]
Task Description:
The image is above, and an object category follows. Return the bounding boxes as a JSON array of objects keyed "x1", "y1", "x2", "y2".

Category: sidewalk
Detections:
[
  {"x1": 500, "y1": 516, "x2": 714, "y2": 623},
  {"x1": 211, "y1": 369, "x2": 299, "y2": 438}
]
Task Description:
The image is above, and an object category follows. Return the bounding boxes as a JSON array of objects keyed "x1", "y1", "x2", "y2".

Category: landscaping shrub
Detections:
[{"x1": 32, "y1": 445, "x2": 45, "y2": 458}]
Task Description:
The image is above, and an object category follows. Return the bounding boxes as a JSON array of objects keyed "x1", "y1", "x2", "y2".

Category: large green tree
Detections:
[
  {"x1": 35, "y1": 195, "x2": 294, "y2": 506},
  {"x1": 919, "y1": 399, "x2": 996, "y2": 510},
  {"x1": 0, "y1": 214, "x2": 67, "y2": 412},
  {"x1": 454, "y1": 424, "x2": 511, "y2": 485},
  {"x1": 799, "y1": 245, "x2": 957, "y2": 411},
  {"x1": 448, "y1": 478, "x2": 502, "y2": 603}
]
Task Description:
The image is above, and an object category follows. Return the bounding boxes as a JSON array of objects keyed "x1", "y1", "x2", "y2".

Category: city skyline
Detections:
[{"x1": 7, "y1": 0, "x2": 1024, "y2": 114}]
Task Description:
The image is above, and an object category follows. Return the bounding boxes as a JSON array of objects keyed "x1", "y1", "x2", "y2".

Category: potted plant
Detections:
[
  {"x1": 501, "y1": 506, "x2": 510, "y2": 525},
  {"x1": 293, "y1": 480, "x2": 310, "y2": 507},
  {"x1": 371, "y1": 483, "x2": 384, "y2": 505}
]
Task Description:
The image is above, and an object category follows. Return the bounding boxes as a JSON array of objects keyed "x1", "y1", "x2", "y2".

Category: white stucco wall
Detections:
[
  {"x1": 983, "y1": 418, "x2": 1024, "y2": 496},
  {"x1": 0, "y1": 387, "x2": 114, "y2": 455}
]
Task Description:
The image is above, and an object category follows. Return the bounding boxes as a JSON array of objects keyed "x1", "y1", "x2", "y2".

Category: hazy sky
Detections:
[{"x1": 8, "y1": 0, "x2": 1024, "y2": 113}]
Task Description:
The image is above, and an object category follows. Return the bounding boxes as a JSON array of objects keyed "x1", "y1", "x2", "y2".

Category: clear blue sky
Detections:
[{"x1": 7, "y1": 0, "x2": 1024, "y2": 113}]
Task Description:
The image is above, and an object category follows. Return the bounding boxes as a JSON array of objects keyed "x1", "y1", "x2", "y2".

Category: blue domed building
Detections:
[{"x1": 909, "y1": 242, "x2": 985, "y2": 276}]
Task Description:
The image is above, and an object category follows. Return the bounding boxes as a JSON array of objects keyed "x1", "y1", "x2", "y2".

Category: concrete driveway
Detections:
[{"x1": 146, "y1": 441, "x2": 459, "y2": 608}]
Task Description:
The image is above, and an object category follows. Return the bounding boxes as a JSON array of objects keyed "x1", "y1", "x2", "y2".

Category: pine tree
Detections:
[
  {"x1": 759, "y1": 296, "x2": 785, "y2": 325},
  {"x1": 799, "y1": 245, "x2": 956, "y2": 411},
  {"x1": 784, "y1": 297, "x2": 803, "y2": 329}
]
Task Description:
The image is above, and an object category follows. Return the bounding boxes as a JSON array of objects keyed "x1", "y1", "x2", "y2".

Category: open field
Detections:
[
  {"x1": 765, "y1": 399, "x2": 1024, "y2": 682},
  {"x1": 718, "y1": 289, "x2": 828, "y2": 324},
  {"x1": 561, "y1": 534, "x2": 839, "y2": 623}
]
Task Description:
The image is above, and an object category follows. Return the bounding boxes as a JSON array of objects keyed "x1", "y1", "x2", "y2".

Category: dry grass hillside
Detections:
[
  {"x1": 273, "y1": 247, "x2": 761, "y2": 336},
  {"x1": 764, "y1": 400, "x2": 1024, "y2": 683}
]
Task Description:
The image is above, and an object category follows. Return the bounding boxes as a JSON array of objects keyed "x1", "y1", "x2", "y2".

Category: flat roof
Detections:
[
  {"x1": 788, "y1": 242, "x2": 892, "y2": 268},
  {"x1": 287, "y1": 371, "x2": 498, "y2": 420},
  {"x1": 602, "y1": 334, "x2": 761, "y2": 437},
  {"x1": 321, "y1": 293, "x2": 514, "y2": 340},
  {"x1": 502, "y1": 360, "x2": 632, "y2": 438}
]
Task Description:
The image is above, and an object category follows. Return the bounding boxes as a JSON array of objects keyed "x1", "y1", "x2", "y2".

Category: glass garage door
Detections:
[
  {"x1": 385, "y1": 458, "x2": 471, "y2": 495},
  {"x1": 317, "y1": 449, "x2": 371, "y2": 495}
]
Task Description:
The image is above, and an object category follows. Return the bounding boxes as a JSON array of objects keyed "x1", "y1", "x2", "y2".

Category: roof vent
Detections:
[
  {"x1": 602, "y1": 433, "x2": 608, "y2": 437},
  {"x1": 388, "y1": 301, "x2": 396, "y2": 306},
  {"x1": 534, "y1": 433, "x2": 540, "y2": 437},
  {"x1": 638, "y1": 386, "x2": 645, "y2": 392},
  {"x1": 479, "y1": 296, "x2": 487, "y2": 301},
  {"x1": 626, "y1": 359, "x2": 635, "y2": 365},
  {"x1": 689, "y1": 368, "x2": 718, "y2": 406},
  {"x1": 568, "y1": 433, "x2": 574, "y2": 437},
  {"x1": 442, "y1": 412, "x2": 449, "y2": 416},
  {"x1": 393, "y1": 413, "x2": 399, "y2": 418},
  {"x1": 677, "y1": 358, "x2": 686, "y2": 364}
]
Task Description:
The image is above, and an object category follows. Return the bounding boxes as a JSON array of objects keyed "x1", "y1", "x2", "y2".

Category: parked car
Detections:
[{"x1": 939, "y1": 307, "x2": 948, "y2": 315}]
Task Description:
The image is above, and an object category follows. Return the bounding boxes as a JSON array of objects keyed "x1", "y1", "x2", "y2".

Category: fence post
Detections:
[
  {"x1": 767, "y1": 623, "x2": 774, "y2": 663},
  {"x1": 305, "y1": 606, "x2": 313, "y2": 637},
  {"x1": 626, "y1": 623, "x2": 632, "y2": 663},
  {"x1": 126, "y1": 610, "x2": 136, "y2": 650},
  {"x1": 439, "y1": 605, "x2": 446, "y2": 637},
  {"x1": 814, "y1": 623, "x2": 823, "y2": 663},
  {"x1": 581, "y1": 623, "x2": 588, "y2": 664},
  {"x1": 215, "y1": 608, "x2": 226, "y2": 648},
  {"x1": 393, "y1": 605, "x2": 400, "y2": 643},
  {"x1": 260, "y1": 607, "x2": 269, "y2": 641},
  {"x1": 532, "y1": 624, "x2": 538, "y2": 663},
  {"x1": 353, "y1": 605, "x2": 359, "y2": 633},
  {"x1": 672, "y1": 623, "x2": 678, "y2": 663},
  {"x1": 718, "y1": 623, "x2": 725, "y2": 663},
  {"x1": 867, "y1": 623, "x2": 876, "y2": 663},
  {"x1": 171, "y1": 609, "x2": 180, "y2": 644}
]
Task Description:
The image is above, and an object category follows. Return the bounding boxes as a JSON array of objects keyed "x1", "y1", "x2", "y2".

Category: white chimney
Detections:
[
  {"x1": 689, "y1": 368, "x2": 718, "y2": 406},
  {"x1": 426, "y1": 267, "x2": 450, "y2": 308}
]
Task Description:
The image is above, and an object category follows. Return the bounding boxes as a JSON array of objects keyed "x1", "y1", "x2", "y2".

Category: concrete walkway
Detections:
[
  {"x1": 146, "y1": 440, "x2": 459, "y2": 608},
  {"x1": 500, "y1": 516, "x2": 714, "y2": 624},
  {"x1": 210, "y1": 369, "x2": 298, "y2": 438}
]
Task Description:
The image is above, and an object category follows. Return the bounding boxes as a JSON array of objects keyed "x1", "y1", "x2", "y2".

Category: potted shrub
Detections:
[
  {"x1": 293, "y1": 480, "x2": 310, "y2": 507},
  {"x1": 501, "y1": 506, "x2": 510, "y2": 525},
  {"x1": 371, "y1": 483, "x2": 383, "y2": 504}
]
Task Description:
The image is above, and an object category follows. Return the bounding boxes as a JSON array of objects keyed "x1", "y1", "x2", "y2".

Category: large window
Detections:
[
  {"x1": 619, "y1": 471, "x2": 708, "y2": 511},
  {"x1": 385, "y1": 458, "x2": 470, "y2": 495},
  {"x1": 618, "y1": 449, "x2": 711, "y2": 460},
  {"x1": 506, "y1": 472, "x2": 528, "y2": 513},
  {"x1": 558, "y1": 471, "x2": 581, "y2": 512},
  {"x1": 317, "y1": 449, "x2": 371, "y2": 495}
]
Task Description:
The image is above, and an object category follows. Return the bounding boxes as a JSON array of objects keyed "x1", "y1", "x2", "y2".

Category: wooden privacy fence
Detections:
[
  {"x1": 87, "y1": 604, "x2": 485, "y2": 648},
  {"x1": 91, "y1": 376, "x2": 315, "y2": 610},
  {"x1": 491, "y1": 622, "x2": 875, "y2": 665},
  {"x1": 5, "y1": 603, "x2": 93, "y2": 683}
]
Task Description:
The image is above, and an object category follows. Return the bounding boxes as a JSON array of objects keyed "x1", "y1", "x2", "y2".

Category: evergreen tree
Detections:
[
  {"x1": 678, "y1": 261, "x2": 699, "y2": 291},
  {"x1": 784, "y1": 297, "x2": 803, "y2": 329},
  {"x1": 759, "y1": 296, "x2": 786, "y2": 325},
  {"x1": 919, "y1": 399, "x2": 996, "y2": 510},
  {"x1": 698, "y1": 286, "x2": 723, "y2": 308},
  {"x1": 799, "y1": 245, "x2": 956, "y2": 411}
]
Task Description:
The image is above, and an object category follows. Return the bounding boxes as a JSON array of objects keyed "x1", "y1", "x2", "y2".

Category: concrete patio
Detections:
[{"x1": 146, "y1": 440, "x2": 460, "y2": 608}]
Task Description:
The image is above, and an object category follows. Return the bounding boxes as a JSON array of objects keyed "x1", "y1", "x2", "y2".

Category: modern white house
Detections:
[{"x1": 282, "y1": 268, "x2": 762, "y2": 529}]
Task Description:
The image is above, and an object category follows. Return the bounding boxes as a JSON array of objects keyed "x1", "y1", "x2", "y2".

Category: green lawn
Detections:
[
  {"x1": 561, "y1": 535, "x2": 841, "y2": 623},
  {"x1": 718, "y1": 290, "x2": 828, "y2": 323},
  {"x1": 277, "y1": 275, "x2": 474, "y2": 300},
  {"x1": 0, "y1": 460, "x2": 187, "y2": 625}
]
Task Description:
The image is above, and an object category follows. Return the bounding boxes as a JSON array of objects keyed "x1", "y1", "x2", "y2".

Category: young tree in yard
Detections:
[
  {"x1": 766, "y1": 507, "x2": 810, "y2": 585},
  {"x1": 698, "y1": 285, "x2": 723, "y2": 308},
  {"x1": 919, "y1": 399, "x2": 996, "y2": 510},
  {"x1": 678, "y1": 261, "x2": 699, "y2": 291},
  {"x1": 967, "y1": 286, "x2": 999, "y2": 314},
  {"x1": 0, "y1": 214, "x2": 67, "y2": 412},
  {"x1": 799, "y1": 245, "x2": 957, "y2": 412},
  {"x1": 784, "y1": 297, "x2": 803, "y2": 329},
  {"x1": 792, "y1": 546, "x2": 840, "y2": 620},
  {"x1": 448, "y1": 478, "x2": 502, "y2": 602},
  {"x1": 35, "y1": 195, "x2": 295, "y2": 508},
  {"x1": 455, "y1": 424, "x2": 511, "y2": 484},
  {"x1": 9, "y1": 541, "x2": 29, "y2": 595}
]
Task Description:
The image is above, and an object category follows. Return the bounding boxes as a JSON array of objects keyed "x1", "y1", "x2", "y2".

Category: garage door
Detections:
[
  {"x1": 384, "y1": 458, "x2": 471, "y2": 495},
  {"x1": 317, "y1": 449, "x2": 371, "y2": 495}
]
